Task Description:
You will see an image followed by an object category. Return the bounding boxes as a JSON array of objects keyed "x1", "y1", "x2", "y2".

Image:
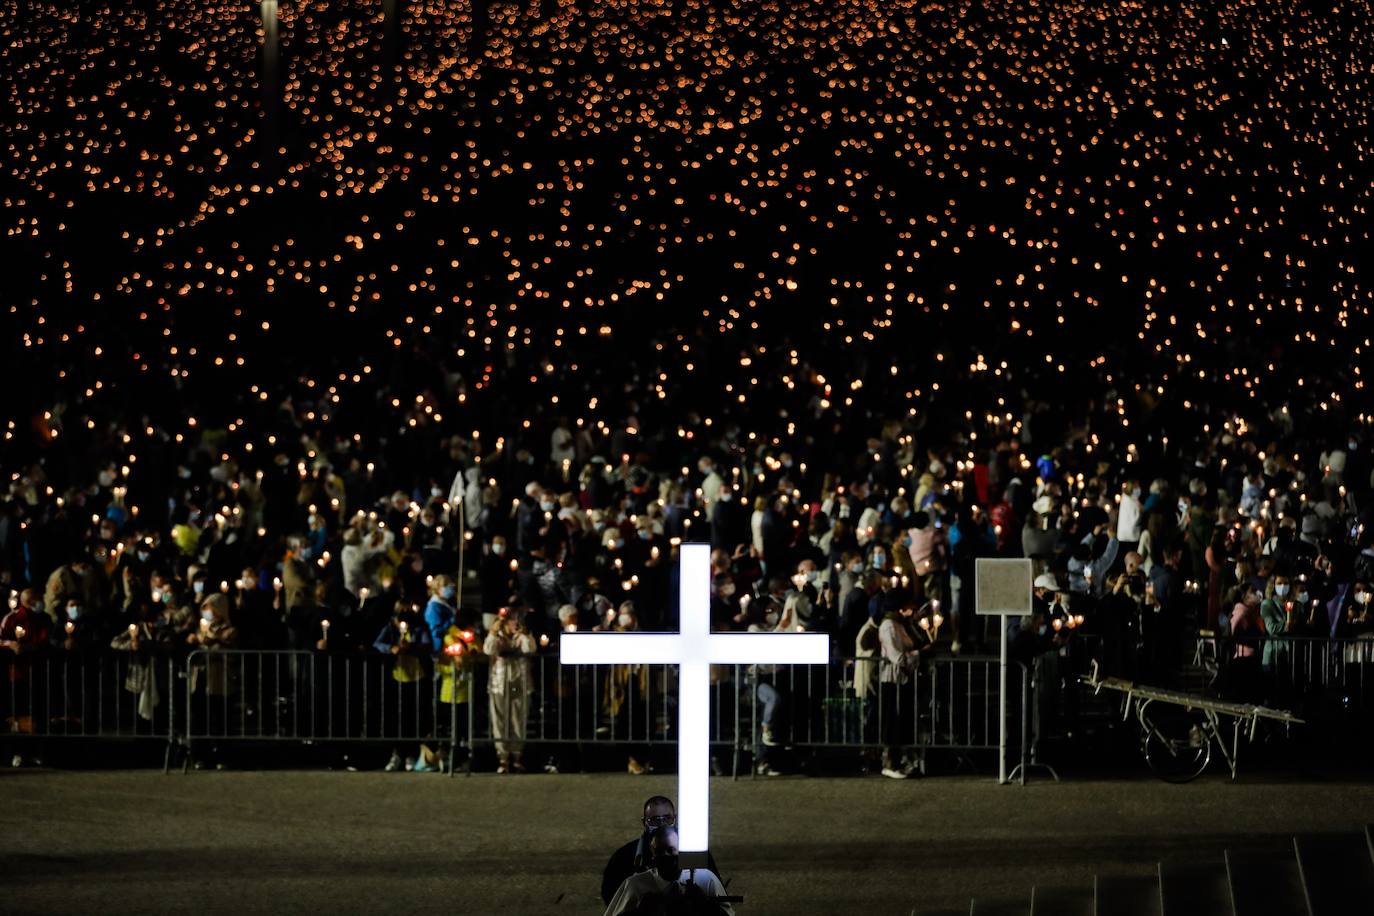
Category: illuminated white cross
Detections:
[{"x1": 561, "y1": 543, "x2": 828, "y2": 856}]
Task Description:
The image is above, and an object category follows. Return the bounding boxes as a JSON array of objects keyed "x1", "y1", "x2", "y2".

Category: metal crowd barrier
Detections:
[
  {"x1": 1193, "y1": 635, "x2": 1374, "y2": 710},
  {"x1": 5, "y1": 649, "x2": 1033, "y2": 777},
  {"x1": 181, "y1": 649, "x2": 474, "y2": 774},
  {"x1": 2, "y1": 651, "x2": 180, "y2": 767}
]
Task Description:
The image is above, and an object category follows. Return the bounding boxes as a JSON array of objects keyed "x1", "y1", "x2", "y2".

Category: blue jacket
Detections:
[{"x1": 424, "y1": 598, "x2": 457, "y2": 653}]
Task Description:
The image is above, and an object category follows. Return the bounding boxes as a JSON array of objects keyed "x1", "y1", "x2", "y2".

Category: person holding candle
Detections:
[
  {"x1": 2, "y1": 588, "x2": 52, "y2": 767},
  {"x1": 109, "y1": 600, "x2": 171, "y2": 722},
  {"x1": 1259, "y1": 573, "x2": 1295, "y2": 702},
  {"x1": 483, "y1": 605, "x2": 537, "y2": 773},
  {"x1": 877, "y1": 595, "x2": 934, "y2": 778},
  {"x1": 186, "y1": 593, "x2": 240, "y2": 769},
  {"x1": 373, "y1": 601, "x2": 432, "y2": 772}
]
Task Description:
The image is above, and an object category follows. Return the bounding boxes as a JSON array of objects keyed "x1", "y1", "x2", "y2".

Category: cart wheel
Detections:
[{"x1": 1142, "y1": 710, "x2": 1211, "y2": 783}]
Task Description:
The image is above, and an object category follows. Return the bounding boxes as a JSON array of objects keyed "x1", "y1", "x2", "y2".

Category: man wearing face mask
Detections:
[
  {"x1": 600, "y1": 797, "x2": 724, "y2": 908},
  {"x1": 604, "y1": 826, "x2": 732, "y2": 916},
  {"x1": 44, "y1": 556, "x2": 97, "y2": 628}
]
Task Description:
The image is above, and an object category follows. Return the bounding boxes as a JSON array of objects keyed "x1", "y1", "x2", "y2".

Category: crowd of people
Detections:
[{"x1": 4, "y1": 0, "x2": 1374, "y2": 773}]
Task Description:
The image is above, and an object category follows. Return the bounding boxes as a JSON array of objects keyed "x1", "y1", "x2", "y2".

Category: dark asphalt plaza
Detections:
[{"x1": 4, "y1": 769, "x2": 1373, "y2": 915}]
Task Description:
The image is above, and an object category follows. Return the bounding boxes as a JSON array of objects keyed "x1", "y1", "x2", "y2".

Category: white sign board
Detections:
[{"x1": 975, "y1": 558, "x2": 1033, "y2": 616}]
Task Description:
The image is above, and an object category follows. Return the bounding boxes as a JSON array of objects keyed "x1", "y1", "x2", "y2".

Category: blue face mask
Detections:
[
  {"x1": 193, "y1": 581, "x2": 205, "y2": 595},
  {"x1": 66, "y1": 605, "x2": 82, "y2": 621},
  {"x1": 441, "y1": 586, "x2": 456, "y2": 600},
  {"x1": 1037, "y1": 624, "x2": 1048, "y2": 637}
]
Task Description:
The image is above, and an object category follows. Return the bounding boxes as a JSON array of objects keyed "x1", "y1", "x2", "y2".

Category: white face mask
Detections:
[
  {"x1": 491, "y1": 542, "x2": 506, "y2": 556},
  {"x1": 617, "y1": 613, "x2": 634, "y2": 628},
  {"x1": 1275, "y1": 584, "x2": 1290, "y2": 597}
]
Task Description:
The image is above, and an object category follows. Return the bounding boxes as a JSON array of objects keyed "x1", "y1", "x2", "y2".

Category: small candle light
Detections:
[
  {"x1": 66, "y1": 621, "x2": 76, "y2": 635},
  {"x1": 399, "y1": 621, "x2": 409, "y2": 636},
  {"x1": 539, "y1": 633, "x2": 550, "y2": 648},
  {"x1": 14, "y1": 625, "x2": 25, "y2": 640},
  {"x1": 273, "y1": 577, "x2": 283, "y2": 591},
  {"x1": 128, "y1": 623, "x2": 137, "y2": 638}
]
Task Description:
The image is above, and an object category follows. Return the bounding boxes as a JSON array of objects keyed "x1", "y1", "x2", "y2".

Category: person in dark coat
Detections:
[{"x1": 601, "y1": 796, "x2": 722, "y2": 906}]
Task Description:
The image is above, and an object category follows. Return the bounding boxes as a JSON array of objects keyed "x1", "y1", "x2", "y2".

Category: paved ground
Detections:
[{"x1": 4, "y1": 768, "x2": 1373, "y2": 915}]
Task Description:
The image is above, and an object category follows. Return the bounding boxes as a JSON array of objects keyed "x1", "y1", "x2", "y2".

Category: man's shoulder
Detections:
[{"x1": 606, "y1": 837, "x2": 639, "y2": 865}]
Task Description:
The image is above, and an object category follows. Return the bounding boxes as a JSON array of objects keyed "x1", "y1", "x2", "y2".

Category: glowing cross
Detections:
[{"x1": 561, "y1": 543, "x2": 828, "y2": 857}]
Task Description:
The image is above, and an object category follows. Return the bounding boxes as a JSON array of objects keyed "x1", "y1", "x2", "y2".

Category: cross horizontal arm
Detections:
[
  {"x1": 559, "y1": 632, "x2": 686, "y2": 666},
  {"x1": 704, "y1": 632, "x2": 830, "y2": 665}
]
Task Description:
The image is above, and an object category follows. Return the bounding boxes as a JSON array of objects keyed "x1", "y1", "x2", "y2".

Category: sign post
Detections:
[{"x1": 974, "y1": 558, "x2": 1033, "y2": 785}]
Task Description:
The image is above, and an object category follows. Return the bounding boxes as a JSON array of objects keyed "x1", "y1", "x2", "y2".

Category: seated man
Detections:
[
  {"x1": 604, "y1": 826, "x2": 732, "y2": 916},
  {"x1": 601, "y1": 796, "x2": 720, "y2": 906}
]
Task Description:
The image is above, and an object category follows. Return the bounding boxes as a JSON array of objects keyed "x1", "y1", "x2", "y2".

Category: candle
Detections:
[
  {"x1": 14, "y1": 626, "x2": 24, "y2": 640},
  {"x1": 65, "y1": 621, "x2": 75, "y2": 635},
  {"x1": 200, "y1": 618, "x2": 210, "y2": 633},
  {"x1": 273, "y1": 577, "x2": 283, "y2": 591},
  {"x1": 220, "y1": 580, "x2": 229, "y2": 593},
  {"x1": 1052, "y1": 618, "x2": 1063, "y2": 631},
  {"x1": 399, "y1": 621, "x2": 409, "y2": 636},
  {"x1": 128, "y1": 623, "x2": 137, "y2": 638},
  {"x1": 932, "y1": 613, "x2": 944, "y2": 630},
  {"x1": 539, "y1": 634, "x2": 550, "y2": 648}
]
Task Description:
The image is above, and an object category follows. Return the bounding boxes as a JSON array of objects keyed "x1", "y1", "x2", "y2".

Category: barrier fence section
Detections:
[
  {"x1": 1193, "y1": 635, "x2": 1374, "y2": 711},
  {"x1": 3, "y1": 648, "x2": 1032, "y2": 776},
  {"x1": 1, "y1": 650, "x2": 180, "y2": 766}
]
